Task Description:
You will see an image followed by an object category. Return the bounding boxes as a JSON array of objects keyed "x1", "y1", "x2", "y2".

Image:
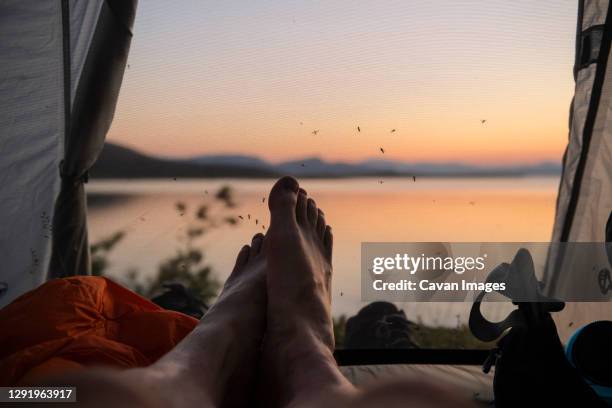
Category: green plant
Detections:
[
  {"x1": 91, "y1": 231, "x2": 125, "y2": 276},
  {"x1": 90, "y1": 185, "x2": 239, "y2": 306}
]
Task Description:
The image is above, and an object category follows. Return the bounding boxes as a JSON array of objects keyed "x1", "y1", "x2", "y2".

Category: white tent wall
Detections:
[
  {"x1": 48, "y1": 1, "x2": 137, "y2": 280},
  {"x1": 0, "y1": 1, "x2": 70, "y2": 308},
  {"x1": 0, "y1": 1, "x2": 63, "y2": 308},
  {"x1": 546, "y1": 0, "x2": 612, "y2": 340},
  {"x1": 0, "y1": 0, "x2": 135, "y2": 308},
  {"x1": 552, "y1": 0, "x2": 611, "y2": 244}
]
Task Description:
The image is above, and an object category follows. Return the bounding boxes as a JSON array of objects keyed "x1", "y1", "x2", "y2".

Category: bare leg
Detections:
[
  {"x1": 44, "y1": 179, "x2": 474, "y2": 408},
  {"x1": 262, "y1": 177, "x2": 355, "y2": 407},
  {"x1": 46, "y1": 234, "x2": 267, "y2": 408}
]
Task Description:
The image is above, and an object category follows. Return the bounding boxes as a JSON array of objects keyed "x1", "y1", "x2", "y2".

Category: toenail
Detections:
[{"x1": 279, "y1": 176, "x2": 299, "y2": 192}]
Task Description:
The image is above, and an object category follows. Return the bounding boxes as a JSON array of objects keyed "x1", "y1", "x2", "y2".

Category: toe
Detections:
[
  {"x1": 234, "y1": 244, "x2": 250, "y2": 270},
  {"x1": 268, "y1": 176, "x2": 299, "y2": 227},
  {"x1": 316, "y1": 209, "x2": 326, "y2": 239},
  {"x1": 306, "y1": 198, "x2": 318, "y2": 226},
  {"x1": 296, "y1": 188, "x2": 308, "y2": 225},
  {"x1": 323, "y1": 226, "x2": 333, "y2": 262},
  {"x1": 250, "y1": 233, "x2": 264, "y2": 258}
]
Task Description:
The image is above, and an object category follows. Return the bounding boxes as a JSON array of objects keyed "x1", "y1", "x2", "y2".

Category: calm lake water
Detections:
[{"x1": 87, "y1": 177, "x2": 560, "y2": 328}]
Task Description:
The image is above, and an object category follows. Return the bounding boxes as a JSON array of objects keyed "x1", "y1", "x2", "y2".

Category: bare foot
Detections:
[
  {"x1": 212, "y1": 233, "x2": 268, "y2": 407},
  {"x1": 140, "y1": 233, "x2": 268, "y2": 407},
  {"x1": 262, "y1": 176, "x2": 353, "y2": 407}
]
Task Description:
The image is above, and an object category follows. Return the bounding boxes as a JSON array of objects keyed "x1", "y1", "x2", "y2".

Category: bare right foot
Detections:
[{"x1": 262, "y1": 176, "x2": 353, "y2": 407}]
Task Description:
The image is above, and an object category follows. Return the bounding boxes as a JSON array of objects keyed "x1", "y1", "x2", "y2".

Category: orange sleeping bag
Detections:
[{"x1": 0, "y1": 277, "x2": 198, "y2": 385}]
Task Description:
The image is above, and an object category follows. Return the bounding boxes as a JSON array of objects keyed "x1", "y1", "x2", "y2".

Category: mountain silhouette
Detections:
[{"x1": 91, "y1": 142, "x2": 561, "y2": 179}]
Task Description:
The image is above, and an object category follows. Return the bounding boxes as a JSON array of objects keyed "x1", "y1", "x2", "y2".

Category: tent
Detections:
[
  {"x1": 542, "y1": 0, "x2": 612, "y2": 340},
  {"x1": 0, "y1": 0, "x2": 136, "y2": 308},
  {"x1": 0, "y1": 0, "x2": 609, "y2": 345}
]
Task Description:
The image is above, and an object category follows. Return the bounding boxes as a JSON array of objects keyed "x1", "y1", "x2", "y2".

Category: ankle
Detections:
[
  {"x1": 273, "y1": 328, "x2": 340, "y2": 379},
  {"x1": 280, "y1": 342, "x2": 352, "y2": 404}
]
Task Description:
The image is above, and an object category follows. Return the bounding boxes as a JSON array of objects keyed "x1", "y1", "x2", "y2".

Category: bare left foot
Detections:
[{"x1": 140, "y1": 233, "x2": 268, "y2": 407}]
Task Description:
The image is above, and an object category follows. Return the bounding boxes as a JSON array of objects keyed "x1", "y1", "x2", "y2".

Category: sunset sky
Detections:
[{"x1": 107, "y1": 0, "x2": 578, "y2": 165}]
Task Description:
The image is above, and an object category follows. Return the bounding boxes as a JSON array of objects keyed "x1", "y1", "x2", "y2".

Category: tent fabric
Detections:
[
  {"x1": 551, "y1": 0, "x2": 611, "y2": 245},
  {"x1": 50, "y1": 0, "x2": 137, "y2": 279},
  {"x1": 0, "y1": 1, "x2": 136, "y2": 308},
  {"x1": 582, "y1": 0, "x2": 610, "y2": 29},
  {"x1": 0, "y1": 276, "x2": 197, "y2": 386},
  {"x1": 0, "y1": 1, "x2": 68, "y2": 308},
  {"x1": 68, "y1": 1, "x2": 104, "y2": 102},
  {"x1": 545, "y1": 0, "x2": 612, "y2": 339}
]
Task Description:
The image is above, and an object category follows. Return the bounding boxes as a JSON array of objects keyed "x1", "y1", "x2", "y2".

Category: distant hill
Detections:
[
  {"x1": 90, "y1": 143, "x2": 279, "y2": 178},
  {"x1": 188, "y1": 154, "x2": 275, "y2": 171},
  {"x1": 358, "y1": 158, "x2": 562, "y2": 176},
  {"x1": 90, "y1": 142, "x2": 561, "y2": 179},
  {"x1": 276, "y1": 158, "x2": 389, "y2": 177}
]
